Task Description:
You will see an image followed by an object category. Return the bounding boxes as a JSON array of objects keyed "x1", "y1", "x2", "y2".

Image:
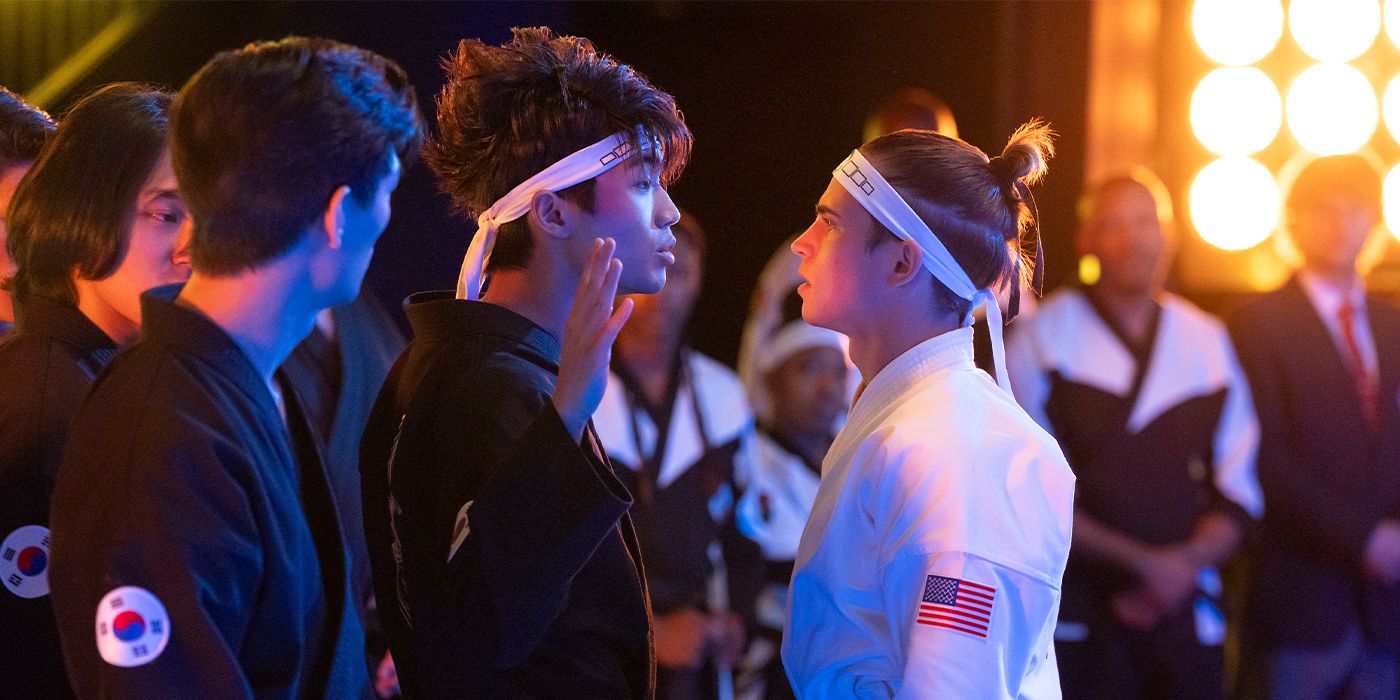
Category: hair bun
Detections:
[{"x1": 988, "y1": 118, "x2": 1054, "y2": 190}]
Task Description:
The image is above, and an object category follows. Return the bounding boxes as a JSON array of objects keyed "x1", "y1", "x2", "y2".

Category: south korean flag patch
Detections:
[
  {"x1": 1, "y1": 524, "x2": 52, "y2": 599},
  {"x1": 96, "y1": 586, "x2": 170, "y2": 667}
]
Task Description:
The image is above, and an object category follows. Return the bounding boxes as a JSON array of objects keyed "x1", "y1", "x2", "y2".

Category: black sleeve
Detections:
[
  {"x1": 427, "y1": 374, "x2": 632, "y2": 670},
  {"x1": 50, "y1": 411, "x2": 263, "y2": 699},
  {"x1": 1229, "y1": 312, "x2": 1380, "y2": 565}
]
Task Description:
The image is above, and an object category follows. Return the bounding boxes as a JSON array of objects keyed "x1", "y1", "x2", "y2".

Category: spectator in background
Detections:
[
  {"x1": 1230, "y1": 154, "x2": 1400, "y2": 700},
  {"x1": 0, "y1": 83, "x2": 189, "y2": 698},
  {"x1": 734, "y1": 239, "x2": 850, "y2": 699},
  {"x1": 595, "y1": 209, "x2": 764, "y2": 699},
  {"x1": 0, "y1": 86, "x2": 56, "y2": 342},
  {"x1": 1006, "y1": 170, "x2": 1261, "y2": 699}
]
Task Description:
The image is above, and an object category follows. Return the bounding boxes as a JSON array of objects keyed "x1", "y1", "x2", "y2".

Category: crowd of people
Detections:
[{"x1": 0, "y1": 24, "x2": 1395, "y2": 700}]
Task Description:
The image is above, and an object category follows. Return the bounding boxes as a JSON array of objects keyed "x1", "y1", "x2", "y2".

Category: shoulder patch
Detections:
[
  {"x1": 96, "y1": 586, "x2": 170, "y2": 667},
  {"x1": 917, "y1": 574, "x2": 996, "y2": 640},
  {"x1": 1, "y1": 525, "x2": 51, "y2": 599}
]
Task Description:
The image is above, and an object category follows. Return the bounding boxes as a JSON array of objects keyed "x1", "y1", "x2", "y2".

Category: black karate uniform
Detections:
[
  {"x1": 1007, "y1": 288, "x2": 1261, "y2": 700},
  {"x1": 0, "y1": 296, "x2": 117, "y2": 699},
  {"x1": 602, "y1": 351, "x2": 764, "y2": 699},
  {"x1": 49, "y1": 285, "x2": 369, "y2": 699},
  {"x1": 282, "y1": 292, "x2": 405, "y2": 644},
  {"x1": 360, "y1": 292, "x2": 653, "y2": 699}
]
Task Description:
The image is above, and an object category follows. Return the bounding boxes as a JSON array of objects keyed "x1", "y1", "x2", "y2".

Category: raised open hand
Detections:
[{"x1": 552, "y1": 237, "x2": 634, "y2": 441}]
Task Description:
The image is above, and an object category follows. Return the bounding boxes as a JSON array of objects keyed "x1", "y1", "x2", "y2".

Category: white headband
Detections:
[
  {"x1": 457, "y1": 130, "x2": 639, "y2": 300},
  {"x1": 832, "y1": 149, "x2": 1012, "y2": 393}
]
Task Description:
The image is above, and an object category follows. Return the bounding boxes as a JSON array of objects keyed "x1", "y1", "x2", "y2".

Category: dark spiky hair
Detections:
[{"x1": 426, "y1": 27, "x2": 691, "y2": 272}]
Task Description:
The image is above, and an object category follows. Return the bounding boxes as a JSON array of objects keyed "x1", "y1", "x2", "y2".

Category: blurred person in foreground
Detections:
[{"x1": 48, "y1": 39, "x2": 422, "y2": 697}]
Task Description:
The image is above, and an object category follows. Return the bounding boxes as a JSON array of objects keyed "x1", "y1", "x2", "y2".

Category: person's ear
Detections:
[
  {"x1": 321, "y1": 185, "x2": 351, "y2": 250},
  {"x1": 527, "y1": 191, "x2": 570, "y2": 240},
  {"x1": 888, "y1": 238, "x2": 925, "y2": 287}
]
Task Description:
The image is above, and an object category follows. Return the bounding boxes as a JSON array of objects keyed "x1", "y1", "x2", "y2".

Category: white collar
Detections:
[
  {"x1": 1298, "y1": 269, "x2": 1366, "y2": 316},
  {"x1": 851, "y1": 326, "x2": 973, "y2": 418}
]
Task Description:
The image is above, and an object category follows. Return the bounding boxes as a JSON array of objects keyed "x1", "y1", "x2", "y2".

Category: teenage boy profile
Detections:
[{"x1": 359, "y1": 27, "x2": 690, "y2": 698}]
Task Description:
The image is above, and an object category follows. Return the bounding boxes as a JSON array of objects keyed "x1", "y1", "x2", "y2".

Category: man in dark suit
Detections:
[{"x1": 1229, "y1": 154, "x2": 1400, "y2": 700}]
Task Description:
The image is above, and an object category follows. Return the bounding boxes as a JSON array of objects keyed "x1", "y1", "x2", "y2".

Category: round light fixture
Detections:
[
  {"x1": 1286, "y1": 63, "x2": 1379, "y2": 155},
  {"x1": 1191, "y1": 67, "x2": 1282, "y2": 155},
  {"x1": 1193, "y1": 0, "x2": 1285, "y2": 65},
  {"x1": 1190, "y1": 157, "x2": 1282, "y2": 250}
]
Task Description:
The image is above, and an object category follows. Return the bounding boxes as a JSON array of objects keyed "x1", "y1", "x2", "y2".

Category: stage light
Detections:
[
  {"x1": 1192, "y1": 0, "x2": 1284, "y2": 65},
  {"x1": 1291, "y1": 0, "x2": 1381, "y2": 62},
  {"x1": 1078, "y1": 255, "x2": 1102, "y2": 286},
  {"x1": 1385, "y1": 74, "x2": 1400, "y2": 142},
  {"x1": 1286, "y1": 63, "x2": 1379, "y2": 155},
  {"x1": 1191, "y1": 67, "x2": 1281, "y2": 155},
  {"x1": 1190, "y1": 157, "x2": 1281, "y2": 250},
  {"x1": 1386, "y1": 164, "x2": 1400, "y2": 241}
]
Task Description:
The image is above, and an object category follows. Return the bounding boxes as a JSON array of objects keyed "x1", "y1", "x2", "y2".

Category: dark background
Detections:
[{"x1": 53, "y1": 1, "x2": 1091, "y2": 366}]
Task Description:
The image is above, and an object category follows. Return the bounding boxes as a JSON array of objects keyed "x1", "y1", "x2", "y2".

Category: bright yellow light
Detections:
[
  {"x1": 1191, "y1": 67, "x2": 1281, "y2": 155},
  {"x1": 1386, "y1": 164, "x2": 1400, "y2": 241},
  {"x1": 1387, "y1": 0, "x2": 1400, "y2": 49},
  {"x1": 1286, "y1": 64, "x2": 1379, "y2": 155},
  {"x1": 1291, "y1": 0, "x2": 1380, "y2": 62},
  {"x1": 1192, "y1": 0, "x2": 1284, "y2": 65},
  {"x1": 1078, "y1": 255, "x2": 1102, "y2": 286},
  {"x1": 1385, "y1": 74, "x2": 1400, "y2": 142},
  {"x1": 1190, "y1": 157, "x2": 1281, "y2": 250}
]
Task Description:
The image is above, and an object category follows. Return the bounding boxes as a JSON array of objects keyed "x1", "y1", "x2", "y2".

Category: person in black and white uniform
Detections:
[
  {"x1": 1005, "y1": 171, "x2": 1262, "y2": 699},
  {"x1": 595, "y1": 210, "x2": 764, "y2": 699}
]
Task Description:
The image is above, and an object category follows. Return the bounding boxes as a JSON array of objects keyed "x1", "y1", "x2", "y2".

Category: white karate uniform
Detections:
[
  {"x1": 783, "y1": 327, "x2": 1075, "y2": 699},
  {"x1": 738, "y1": 433, "x2": 821, "y2": 565}
]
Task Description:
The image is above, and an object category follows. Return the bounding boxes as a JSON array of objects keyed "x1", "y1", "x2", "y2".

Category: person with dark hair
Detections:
[
  {"x1": 0, "y1": 86, "x2": 56, "y2": 340},
  {"x1": 593, "y1": 210, "x2": 764, "y2": 699},
  {"x1": 0, "y1": 82, "x2": 186, "y2": 699},
  {"x1": 733, "y1": 240, "x2": 851, "y2": 699},
  {"x1": 1229, "y1": 154, "x2": 1400, "y2": 700},
  {"x1": 359, "y1": 27, "x2": 689, "y2": 698},
  {"x1": 48, "y1": 38, "x2": 422, "y2": 699},
  {"x1": 1005, "y1": 171, "x2": 1261, "y2": 700},
  {"x1": 782, "y1": 123, "x2": 1074, "y2": 698}
]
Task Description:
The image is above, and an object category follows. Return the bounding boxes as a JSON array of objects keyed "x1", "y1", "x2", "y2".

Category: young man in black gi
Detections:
[
  {"x1": 48, "y1": 38, "x2": 423, "y2": 698},
  {"x1": 359, "y1": 27, "x2": 690, "y2": 698},
  {"x1": 0, "y1": 84, "x2": 178, "y2": 700}
]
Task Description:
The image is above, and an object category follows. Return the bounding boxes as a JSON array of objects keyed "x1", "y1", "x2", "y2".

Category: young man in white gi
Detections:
[{"x1": 782, "y1": 123, "x2": 1075, "y2": 699}]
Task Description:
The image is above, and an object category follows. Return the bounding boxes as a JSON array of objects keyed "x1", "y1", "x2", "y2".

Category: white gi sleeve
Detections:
[{"x1": 880, "y1": 550, "x2": 1062, "y2": 700}]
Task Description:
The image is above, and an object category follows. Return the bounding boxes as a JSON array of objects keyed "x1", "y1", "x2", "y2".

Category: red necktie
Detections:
[{"x1": 1338, "y1": 301, "x2": 1379, "y2": 430}]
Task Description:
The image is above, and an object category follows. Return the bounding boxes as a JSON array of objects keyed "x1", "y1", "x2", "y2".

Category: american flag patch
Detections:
[{"x1": 917, "y1": 574, "x2": 996, "y2": 639}]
